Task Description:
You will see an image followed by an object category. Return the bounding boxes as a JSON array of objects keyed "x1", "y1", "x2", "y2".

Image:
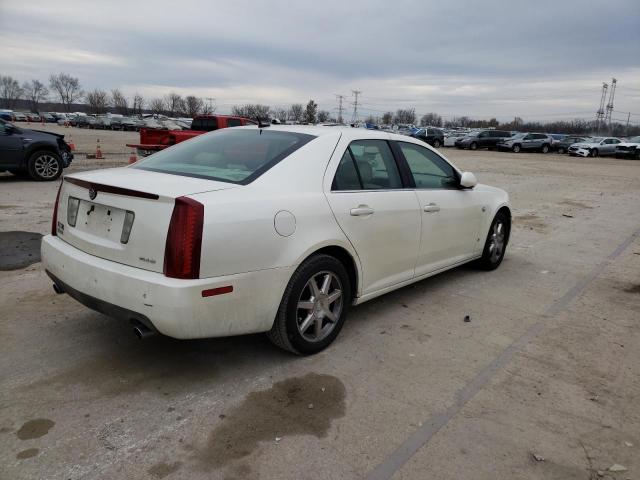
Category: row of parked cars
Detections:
[{"x1": 405, "y1": 127, "x2": 640, "y2": 160}]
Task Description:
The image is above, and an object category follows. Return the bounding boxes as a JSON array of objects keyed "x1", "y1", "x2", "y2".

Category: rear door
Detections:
[
  {"x1": 602, "y1": 138, "x2": 620, "y2": 154},
  {"x1": 324, "y1": 137, "x2": 421, "y2": 294},
  {"x1": 395, "y1": 140, "x2": 483, "y2": 275}
]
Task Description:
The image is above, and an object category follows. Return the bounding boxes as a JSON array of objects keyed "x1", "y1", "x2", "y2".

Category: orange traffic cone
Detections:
[
  {"x1": 68, "y1": 135, "x2": 76, "y2": 152},
  {"x1": 128, "y1": 149, "x2": 138, "y2": 164},
  {"x1": 96, "y1": 139, "x2": 103, "y2": 159}
]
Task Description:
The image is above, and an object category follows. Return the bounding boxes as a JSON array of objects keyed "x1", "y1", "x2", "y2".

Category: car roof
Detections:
[{"x1": 236, "y1": 124, "x2": 425, "y2": 142}]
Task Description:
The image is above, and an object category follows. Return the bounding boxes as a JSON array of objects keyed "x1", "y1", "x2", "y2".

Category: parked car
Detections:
[
  {"x1": 42, "y1": 125, "x2": 510, "y2": 354},
  {"x1": 410, "y1": 127, "x2": 445, "y2": 148},
  {"x1": 455, "y1": 130, "x2": 512, "y2": 150},
  {"x1": 443, "y1": 131, "x2": 470, "y2": 147},
  {"x1": 554, "y1": 136, "x2": 591, "y2": 154},
  {"x1": 41, "y1": 113, "x2": 56, "y2": 123},
  {"x1": 0, "y1": 111, "x2": 14, "y2": 121},
  {"x1": 496, "y1": 132, "x2": 554, "y2": 153},
  {"x1": 568, "y1": 137, "x2": 622, "y2": 157},
  {"x1": 13, "y1": 112, "x2": 28, "y2": 122},
  {"x1": 26, "y1": 112, "x2": 42, "y2": 122},
  {"x1": 0, "y1": 118, "x2": 73, "y2": 180},
  {"x1": 615, "y1": 136, "x2": 640, "y2": 160}
]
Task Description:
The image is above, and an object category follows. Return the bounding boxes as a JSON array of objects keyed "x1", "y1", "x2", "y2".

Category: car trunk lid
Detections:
[{"x1": 56, "y1": 167, "x2": 236, "y2": 273}]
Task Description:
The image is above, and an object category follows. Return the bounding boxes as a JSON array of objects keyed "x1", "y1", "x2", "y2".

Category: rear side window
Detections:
[
  {"x1": 227, "y1": 118, "x2": 243, "y2": 127},
  {"x1": 192, "y1": 118, "x2": 218, "y2": 131},
  {"x1": 134, "y1": 129, "x2": 315, "y2": 184},
  {"x1": 332, "y1": 150, "x2": 362, "y2": 191},
  {"x1": 398, "y1": 142, "x2": 458, "y2": 189}
]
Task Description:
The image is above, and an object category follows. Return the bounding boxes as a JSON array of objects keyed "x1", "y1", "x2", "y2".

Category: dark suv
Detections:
[
  {"x1": 455, "y1": 130, "x2": 512, "y2": 150},
  {"x1": 410, "y1": 127, "x2": 445, "y2": 148},
  {"x1": 0, "y1": 118, "x2": 73, "y2": 181}
]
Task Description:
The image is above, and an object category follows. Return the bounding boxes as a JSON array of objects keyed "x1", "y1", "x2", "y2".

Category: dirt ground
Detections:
[{"x1": 1, "y1": 127, "x2": 639, "y2": 480}]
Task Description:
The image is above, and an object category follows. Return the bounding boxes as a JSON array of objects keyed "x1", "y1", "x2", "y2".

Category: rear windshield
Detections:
[{"x1": 133, "y1": 128, "x2": 315, "y2": 184}]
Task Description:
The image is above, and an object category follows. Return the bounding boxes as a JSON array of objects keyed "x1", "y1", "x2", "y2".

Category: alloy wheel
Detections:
[
  {"x1": 296, "y1": 271, "x2": 343, "y2": 343},
  {"x1": 34, "y1": 154, "x2": 60, "y2": 179},
  {"x1": 488, "y1": 221, "x2": 506, "y2": 263}
]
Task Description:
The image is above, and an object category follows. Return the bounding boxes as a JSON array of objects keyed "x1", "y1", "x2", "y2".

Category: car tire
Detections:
[
  {"x1": 541, "y1": 144, "x2": 550, "y2": 154},
  {"x1": 433, "y1": 139, "x2": 441, "y2": 148},
  {"x1": 557, "y1": 147, "x2": 565, "y2": 154},
  {"x1": 470, "y1": 142, "x2": 478, "y2": 150},
  {"x1": 27, "y1": 150, "x2": 63, "y2": 181},
  {"x1": 512, "y1": 144, "x2": 521, "y2": 153},
  {"x1": 476, "y1": 211, "x2": 510, "y2": 271},
  {"x1": 267, "y1": 254, "x2": 351, "y2": 355},
  {"x1": 591, "y1": 149, "x2": 599, "y2": 158}
]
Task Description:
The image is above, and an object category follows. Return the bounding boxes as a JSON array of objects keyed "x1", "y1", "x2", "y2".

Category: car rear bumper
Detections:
[{"x1": 41, "y1": 235, "x2": 291, "y2": 339}]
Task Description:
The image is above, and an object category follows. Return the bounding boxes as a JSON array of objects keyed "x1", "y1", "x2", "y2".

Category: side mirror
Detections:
[{"x1": 460, "y1": 171, "x2": 477, "y2": 189}]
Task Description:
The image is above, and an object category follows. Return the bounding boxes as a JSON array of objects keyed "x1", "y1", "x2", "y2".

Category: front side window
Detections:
[
  {"x1": 227, "y1": 118, "x2": 243, "y2": 127},
  {"x1": 398, "y1": 142, "x2": 458, "y2": 189},
  {"x1": 134, "y1": 128, "x2": 315, "y2": 184}
]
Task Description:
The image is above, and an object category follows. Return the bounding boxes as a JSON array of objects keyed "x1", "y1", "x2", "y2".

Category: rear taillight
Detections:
[
  {"x1": 164, "y1": 196, "x2": 204, "y2": 279},
  {"x1": 52, "y1": 182, "x2": 62, "y2": 236}
]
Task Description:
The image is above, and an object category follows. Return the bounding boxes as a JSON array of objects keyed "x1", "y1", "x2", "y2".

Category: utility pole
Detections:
[
  {"x1": 626, "y1": 112, "x2": 631, "y2": 136},
  {"x1": 205, "y1": 97, "x2": 215, "y2": 114},
  {"x1": 335, "y1": 94, "x2": 345, "y2": 124},
  {"x1": 604, "y1": 77, "x2": 617, "y2": 135},
  {"x1": 595, "y1": 82, "x2": 608, "y2": 134},
  {"x1": 351, "y1": 90, "x2": 361, "y2": 124}
]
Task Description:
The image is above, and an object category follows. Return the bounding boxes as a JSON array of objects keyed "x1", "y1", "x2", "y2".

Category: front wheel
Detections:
[
  {"x1": 557, "y1": 147, "x2": 565, "y2": 154},
  {"x1": 591, "y1": 149, "x2": 599, "y2": 158},
  {"x1": 470, "y1": 142, "x2": 478, "y2": 150},
  {"x1": 476, "y1": 212, "x2": 510, "y2": 270},
  {"x1": 541, "y1": 144, "x2": 550, "y2": 153},
  {"x1": 432, "y1": 139, "x2": 441, "y2": 148},
  {"x1": 268, "y1": 254, "x2": 351, "y2": 355},
  {"x1": 27, "y1": 151, "x2": 63, "y2": 181},
  {"x1": 512, "y1": 144, "x2": 521, "y2": 153}
]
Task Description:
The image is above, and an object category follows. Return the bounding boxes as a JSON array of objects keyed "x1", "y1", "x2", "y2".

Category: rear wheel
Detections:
[
  {"x1": 557, "y1": 147, "x2": 565, "y2": 154},
  {"x1": 541, "y1": 144, "x2": 550, "y2": 153},
  {"x1": 476, "y1": 211, "x2": 510, "y2": 270},
  {"x1": 27, "y1": 150, "x2": 62, "y2": 181},
  {"x1": 470, "y1": 142, "x2": 478, "y2": 150},
  {"x1": 268, "y1": 254, "x2": 351, "y2": 355}
]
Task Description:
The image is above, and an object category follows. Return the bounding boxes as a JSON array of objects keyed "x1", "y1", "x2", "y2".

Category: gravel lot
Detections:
[{"x1": 1, "y1": 127, "x2": 639, "y2": 480}]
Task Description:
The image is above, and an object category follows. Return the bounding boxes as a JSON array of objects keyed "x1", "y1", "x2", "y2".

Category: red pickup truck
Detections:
[{"x1": 127, "y1": 114, "x2": 255, "y2": 156}]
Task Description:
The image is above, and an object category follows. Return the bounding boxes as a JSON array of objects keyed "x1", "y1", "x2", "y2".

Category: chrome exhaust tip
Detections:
[
  {"x1": 52, "y1": 283, "x2": 65, "y2": 294},
  {"x1": 132, "y1": 321, "x2": 155, "y2": 340}
]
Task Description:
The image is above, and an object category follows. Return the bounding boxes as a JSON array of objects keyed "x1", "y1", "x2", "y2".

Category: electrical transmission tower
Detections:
[
  {"x1": 335, "y1": 94, "x2": 345, "y2": 124},
  {"x1": 351, "y1": 90, "x2": 361, "y2": 123},
  {"x1": 604, "y1": 78, "x2": 617, "y2": 134},
  {"x1": 595, "y1": 82, "x2": 608, "y2": 134}
]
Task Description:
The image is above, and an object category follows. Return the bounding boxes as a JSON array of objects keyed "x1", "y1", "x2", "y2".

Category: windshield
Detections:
[
  {"x1": 628, "y1": 136, "x2": 640, "y2": 143},
  {"x1": 588, "y1": 137, "x2": 603, "y2": 143},
  {"x1": 510, "y1": 133, "x2": 525, "y2": 139},
  {"x1": 133, "y1": 128, "x2": 316, "y2": 184}
]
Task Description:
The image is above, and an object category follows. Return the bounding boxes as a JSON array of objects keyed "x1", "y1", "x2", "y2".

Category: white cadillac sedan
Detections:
[{"x1": 42, "y1": 125, "x2": 511, "y2": 354}]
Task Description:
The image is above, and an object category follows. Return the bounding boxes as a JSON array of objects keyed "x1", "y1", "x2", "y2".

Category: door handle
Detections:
[
  {"x1": 350, "y1": 205, "x2": 374, "y2": 216},
  {"x1": 423, "y1": 203, "x2": 440, "y2": 213}
]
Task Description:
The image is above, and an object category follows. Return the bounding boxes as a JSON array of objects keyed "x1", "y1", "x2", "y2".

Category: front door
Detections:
[
  {"x1": 395, "y1": 140, "x2": 483, "y2": 276},
  {"x1": 325, "y1": 138, "x2": 421, "y2": 295},
  {"x1": 0, "y1": 122, "x2": 23, "y2": 168}
]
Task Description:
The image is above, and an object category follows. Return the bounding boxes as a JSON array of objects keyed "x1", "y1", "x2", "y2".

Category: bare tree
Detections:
[
  {"x1": 420, "y1": 112, "x2": 442, "y2": 127},
  {"x1": 288, "y1": 103, "x2": 304, "y2": 123},
  {"x1": 317, "y1": 110, "x2": 331, "y2": 123},
  {"x1": 22, "y1": 80, "x2": 49, "y2": 112},
  {"x1": 111, "y1": 89, "x2": 128, "y2": 115},
  {"x1": 164, "y1": 92, "x2": 184, "y2": 117},
  {"x1": 201, "y1": 98, "x2": 216, "y2": 115},
  {"x1": 86, "y1": 89, "x2": 110, "y2": 114},
  {"x1": 0, "y1": 75, "x2": 23, "y2": 109},
  {"x1": 184, "y1": 95, "x2": 204, "y2": 117},
  {"x1": 231, "y1": 104, "x2": 271, "y2": 119},
  {"x1": 149, "y1": 98, "x2": 165, "y2": 115},
  {"x1": 382, "y1": 111, "x2": 393, "y2": 125},
  {"x1": 49, "y1": 73, "x2": 83, "y2": 112},
  {"x1": 132, "y1": 93, "x2": 145, "y2": 115},
  {"x1": 394, "y1": 108, "x2": 416, "y2": 125}
]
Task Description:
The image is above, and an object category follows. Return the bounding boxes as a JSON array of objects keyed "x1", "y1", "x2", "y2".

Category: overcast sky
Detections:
[{"x1": 1, "y1": 0, "x2": 639, "y2": 123}]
